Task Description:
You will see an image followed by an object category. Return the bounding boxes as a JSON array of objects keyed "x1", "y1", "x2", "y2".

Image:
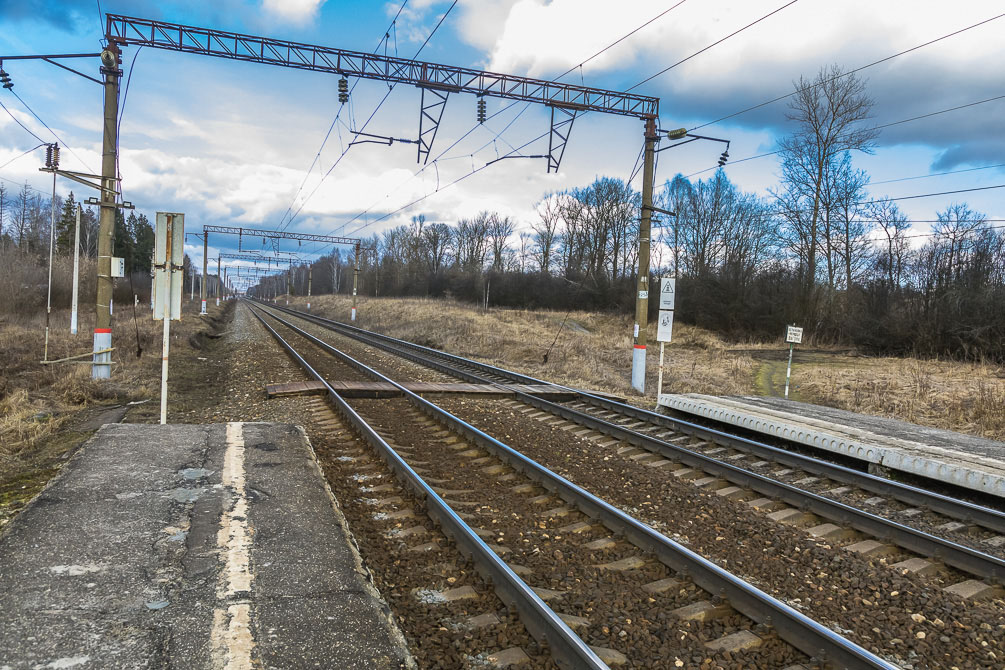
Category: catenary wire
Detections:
[
  {"x1": 330, "y1": 1, "x2": 695, "y2": 238},
  {"x1": 277, "y1": 0, "x2": 411, "y2": 230},
  {"x1": 281, "y1": 0, "x2": 458, "y2": 231}
]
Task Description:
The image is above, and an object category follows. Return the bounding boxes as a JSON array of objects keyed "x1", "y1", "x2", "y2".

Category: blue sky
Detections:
[{"x1": 1, "y1": 0, "x2": 1003, "y2": 279}]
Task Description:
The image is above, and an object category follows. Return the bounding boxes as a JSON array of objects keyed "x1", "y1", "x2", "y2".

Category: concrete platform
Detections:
[
  {"x1": 658, "y1": 393, "x2": 1005, "y2": 499},
  {"x1": 0, "y1": 422, "x2": 413, "y2": 669}
]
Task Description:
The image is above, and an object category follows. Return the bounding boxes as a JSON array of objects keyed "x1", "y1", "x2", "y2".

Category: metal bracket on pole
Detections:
[
  {"x1": 417, "y1": 86, "x2": 449, "y2": 165},
  {"x1": 547, "y1": 105, "x2": 577, "y2": 173}
]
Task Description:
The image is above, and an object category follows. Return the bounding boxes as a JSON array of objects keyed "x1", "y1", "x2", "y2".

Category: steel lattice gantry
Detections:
[{"x1": 104, "y1": 14, "x2": 659, "y2": 172}]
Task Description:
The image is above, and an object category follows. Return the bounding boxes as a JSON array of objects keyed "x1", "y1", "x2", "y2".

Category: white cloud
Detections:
[{"x1": 262, "y1": 0, "x2": 327, "y2": 24}]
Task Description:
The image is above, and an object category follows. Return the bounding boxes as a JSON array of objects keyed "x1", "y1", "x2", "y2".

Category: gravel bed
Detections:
[
  {"x1": 438, "y1": 397, "x2": 1005, "y2": 670},
  {"x1": 355, "y1": 397, "x2": 810, "y2": 669},
  {"x1": 611, "y1": 416, "x2": 1005, "y2": 560}
]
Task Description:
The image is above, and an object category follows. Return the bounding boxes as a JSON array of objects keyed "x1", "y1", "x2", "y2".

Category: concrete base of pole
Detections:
[
  {"x1": 351, "y1": 307, "x2": 356, "y2": 321},
  {"x1": 216, "y1": 297, "x2": 220, "y2": 307},
  {"x1": 200, "y1": 300, "x2": 207, "y2": 315},
  {"x1": 92, "y1": 330, "x2": 112, "y2": 380},
  {"x1": 631, "y1": 346, "x2": 646, "y2": 394},
  {"x1": 306, "y1": 302, "x2": 311, "y2": 312}
]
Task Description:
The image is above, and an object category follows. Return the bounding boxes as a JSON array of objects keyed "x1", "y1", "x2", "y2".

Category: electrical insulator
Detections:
[
  {"x1": 51, "y1": 144, "x2": 60, "y2": 169},
  {"x1": 476, "y1": 98, "x2": 486, "y2": 124},
  {"x1": 718, "y1": 150, "x2": 729, "y2": 167},
  {"x1": 666, "y1": 127, "x2": 687, "y2": 140},
  {"x1": 1, "y1": 66, "x2": 12, "y2": 90},
  {"x1": 337, "y1": 76, "x2": 349, "y2": 103}
]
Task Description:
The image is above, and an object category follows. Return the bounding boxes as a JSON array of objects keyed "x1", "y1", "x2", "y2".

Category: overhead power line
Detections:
[
  {"x1": 627, "y1": 0, "x2": 800, "y2": 91},
  {"x1": 690, "y1": 11, "x2": 1005, "y2": 131},
  {"x1": 772, "y1": 184, "x2": 1005, "y2": 217},
  {"x1": 9, "y1": 90, "x2": 96, "y2": 173},
  {"x1": 0, "y1": 98, "x2": 46, "y2": 143},
  {"x1": 683, "y1": 93, "x2": 1005, "y2": 178},
  {"x1": 0, "y1": 143, "x2": 46, "y2": 172},
  {"x1": 871, "y1": 163, "x2": 1005, "y2": 185}
]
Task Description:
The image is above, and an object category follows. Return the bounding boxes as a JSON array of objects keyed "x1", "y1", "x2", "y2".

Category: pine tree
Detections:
[
  {"x1": 56, "y1": 191, "x2": 77, "y2": 254},
  {"x1": 132, "y1": 213, "x2": 155, "y2": 273},
  {"x1": 113, "y1": 209, "x2": 134, "y2": 273}
]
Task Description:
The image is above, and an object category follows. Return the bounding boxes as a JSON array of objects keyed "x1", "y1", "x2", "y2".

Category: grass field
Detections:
[
  {"x1": 288, "y1": 294, "x2": 1005, "y2": 441},
  {"x1": 0, "y1": 299, "x2": 224, "y2": 525}
]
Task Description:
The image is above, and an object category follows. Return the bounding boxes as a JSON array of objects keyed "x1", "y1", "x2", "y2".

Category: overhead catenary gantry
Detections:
[
  {"x1": 103, "y1": 13, "x2": 658, "y2": 175},
  {"x1": 64, "y1": 13, "x2": 663, "y2": 386},
  {"x1": 205, "y1": 225, "x2": 362, "y2": 316}
]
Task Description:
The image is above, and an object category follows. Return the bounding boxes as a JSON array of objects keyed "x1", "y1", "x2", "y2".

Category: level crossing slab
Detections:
[
  {"x1": 658, "y1": 393, "x2": 1005, "y2": 500},
  {"x1": 0, "y1": 422, "x2": 413, "y2": 669}
]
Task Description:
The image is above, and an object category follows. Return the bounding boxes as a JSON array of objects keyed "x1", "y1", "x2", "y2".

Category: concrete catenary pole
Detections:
[
  {"x1": 630, "y1": 117, "x2": 658, "y2": 394},
  {"x1": 307, "y1": 264, "x2": 312, "y2": 312},
  {"x1": 44, "y1": 165, "x2": 57, "y2": 361},
  {"x1": 352, "y1": 242, "x2": 360, "y2": 321},
  {"x1": 70, "y1": 203, "x2": 82, "y2": 335},
  {"x1": 93, "y1": 47, "x2": 120, "y2": 379},
  {"x1": 200, "y1": 232, "x2": 208, "y2": 314},
  {"x1": 286, "y1": 265, "x2": 291, "y2": 305},
  {"x1": 216, "y1": 255, "x2": 221, "y2": 306}
]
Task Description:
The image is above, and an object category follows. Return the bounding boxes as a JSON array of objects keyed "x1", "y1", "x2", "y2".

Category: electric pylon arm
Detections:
[{"x1": 104, "y1": 14, "x2": 658, "y2": 120}]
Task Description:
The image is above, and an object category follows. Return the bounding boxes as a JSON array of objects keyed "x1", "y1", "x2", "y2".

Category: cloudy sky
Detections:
[{"x1": 1, "y1": 0, "x2": 1002, "y2": 280}]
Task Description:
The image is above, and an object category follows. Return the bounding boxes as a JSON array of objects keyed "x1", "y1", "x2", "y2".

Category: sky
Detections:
[{"x1": 1, "y1": 0, "x2": 1003, "y2": 284}]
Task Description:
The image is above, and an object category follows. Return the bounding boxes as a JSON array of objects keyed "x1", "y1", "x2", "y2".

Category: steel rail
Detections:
[
  {"x1": 245, "y1": 303, "x2": 608, "y2": 670},
  {"x1": 257, "y1": 300, "x2": 1005, "y2": 536},
  {"x1": 252, "y1": 300, "x2": 1005, "y2": 582},
  {"x1": 248, "y1": 300, "x2": 900, "y2": 670}
]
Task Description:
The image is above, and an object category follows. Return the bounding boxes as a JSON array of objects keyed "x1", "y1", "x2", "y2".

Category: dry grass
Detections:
[
  {"x1": 285, "y1": 294, "x2": 1005, "y2": 440},
  {"x1": 0, "y1": 300, "x2": 203, "y2": 470},
  {"x1": 797, "y1": 356, "x2": 1005, "y2": 440},
  {"x1": 287, "y1": 294, "x2": 759, "y2": 401}
]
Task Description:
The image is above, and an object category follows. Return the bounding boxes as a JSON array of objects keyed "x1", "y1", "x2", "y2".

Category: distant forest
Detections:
[{"x1": 3, "y1": 66, "x2": 1002, "y2": 361}]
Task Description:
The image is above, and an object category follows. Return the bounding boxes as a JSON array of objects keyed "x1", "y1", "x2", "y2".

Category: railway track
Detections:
[
  {"x1": 246, "y1": 300, "x2": 898, "y2": 670},
  {"x1": 251, "y1": 300, "x2": 1005, "y2": 596}
]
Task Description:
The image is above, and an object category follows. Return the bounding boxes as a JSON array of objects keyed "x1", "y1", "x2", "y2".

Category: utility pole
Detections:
[
  {"x1": 200, "y1": 232, "x2": 208, "y2": 314},
  {"x1": 93, "y1": 46, "x2": 120, "y2": 379},
  {"x1": 70, "y1": 204, "x2": 81, "y2": 335},
  {"x1": 631, "y1": 117, "x2": 658, "y2": 394},
  {"x1": 352, "y1": 242, "x2": 360, "y2": 321},
  {"x1": 307, "y1": 264, "x2": 312, "y2": 312},
  {"x1": 216, "y1": 255, "x2": 221, "y2": 306},
  {"x1": 286, "y1": 266, "x2": 291, "y2": 305}
]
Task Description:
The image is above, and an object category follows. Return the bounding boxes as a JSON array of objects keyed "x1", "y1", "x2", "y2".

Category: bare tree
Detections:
[
  {"x1": 488, "y1": 213, "x2": 514, "y2": 271},
  {"x1": 531, "y1": 194, "x2": 562, "y2": 274},
  {"x1": 869, "y1": 199, "x2": 910, "y2": 290},
  {"x1": 776, "y1": 64, "x2": 879, "y2": 313}
]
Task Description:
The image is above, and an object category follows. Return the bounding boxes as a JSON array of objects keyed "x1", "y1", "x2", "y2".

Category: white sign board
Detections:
[
  {"x1": 111, "y1": 257, "x2": 125, "y2": 278},
  {"x1": 785, "y1": 325, "x2": 803, "y2": 344},
  {"x1": 659, "y1": 277, "x2": 676, "y2": 311},
  {"x1": 657, "y1": 310, "x2": 675, "y2": 343},
  {"x1": 153, "y1": 212, "x2": 185, "y2": 321}
]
